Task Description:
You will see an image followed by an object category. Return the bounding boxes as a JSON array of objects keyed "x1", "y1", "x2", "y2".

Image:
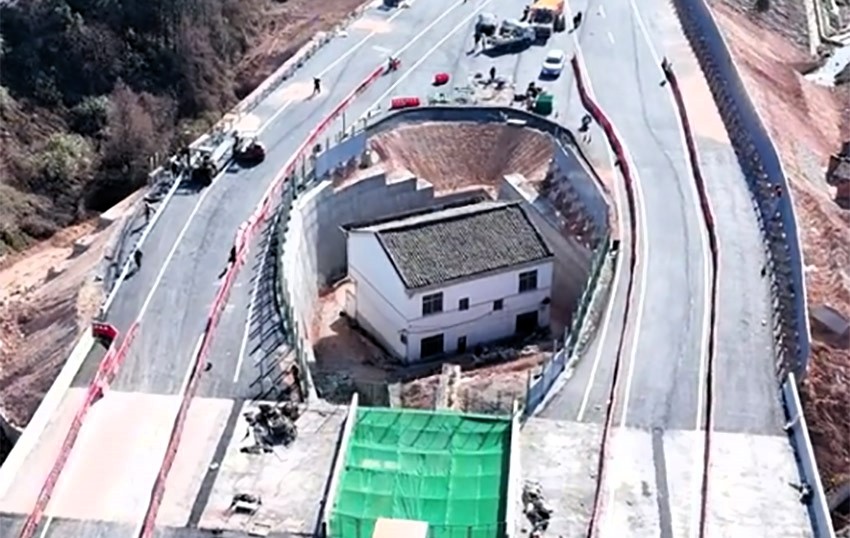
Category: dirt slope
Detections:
[{"x1": 708, "y1": 0, "x2": 850, "y2": 499}]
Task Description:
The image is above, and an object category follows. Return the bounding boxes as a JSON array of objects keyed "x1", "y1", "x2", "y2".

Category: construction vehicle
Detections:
[
  {"x1": 191, "y1": 150, "x2": 217, "y2": 186},
  {"x1": 233, "y1": 132, "x2": 266, "y2": 165},
  {"x1": 481, "y1": 18, "x2": 536, "y2": 55},
  {"x1": 528, "y1": 0, "x2": 567, "y2": 41}
]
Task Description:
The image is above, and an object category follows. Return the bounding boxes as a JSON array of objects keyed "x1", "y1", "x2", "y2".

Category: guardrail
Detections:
[
  {"x1": 6, "y1": 15, "x2": 371, "y2": 535},
  {"x1": 670, "y1": 0, "x2": 811, "y2": 380},
  {"x1": 782, "y1": 372, "x2": 836, "y2": 537},
  {"x1": 134, "y1": 63, "x2": 387, "y2": 538},
  {"x1": 17, "y1": 321, "x2": 138, "y2": 538},
  {"x1": 662, "y1": 61, "x2": 721, "y2": 538},
  {"x1": 569, "y1": 54, "x2": 642, "y2": 538}
]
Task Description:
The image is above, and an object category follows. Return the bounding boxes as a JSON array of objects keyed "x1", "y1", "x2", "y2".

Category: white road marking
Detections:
[
  {"x1": 258, "y1": 0, "x2": 469, "y2": 134},
  {"x1": 136, "y1": 169, "x2": 224, "y2": 321},
  {"x1": 361, "y1": 0, "x2": 495, "y2": 116},
  {"x1": 608, "y1": 31, "x2": 615, "y2": 44},
  {"x1": 576, "y1": 143, "x2": 625, "y2": 422},
  {"x1": 233, "y1": 230, "x2": 275, "y2": 383},
  {"x1": 257, "y1": 101, "x2": 293, "y2": 135}
]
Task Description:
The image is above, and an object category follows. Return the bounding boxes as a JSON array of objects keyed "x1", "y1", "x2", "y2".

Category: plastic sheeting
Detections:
[{"x1": 330, "y1": 408, "x2": 512, "y2": 538}]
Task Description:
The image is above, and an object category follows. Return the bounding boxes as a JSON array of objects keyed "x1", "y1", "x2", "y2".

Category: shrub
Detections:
[{"x1": 70, "y1": 95, "x2": 109, "y2": 136}]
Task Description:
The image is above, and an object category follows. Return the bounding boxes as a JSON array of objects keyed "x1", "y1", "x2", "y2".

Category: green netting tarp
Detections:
[{"x1": 330, "y1": 407, "x2": 512, "y2": 538}]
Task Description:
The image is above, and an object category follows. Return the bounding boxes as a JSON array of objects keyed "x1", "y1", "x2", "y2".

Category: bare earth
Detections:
[
  {"x1": 0, "y1": 193, "x2": 140, "y2": 427},
  {"x1": 709, "y1": 0, "x2": 850, "y2": 496}
]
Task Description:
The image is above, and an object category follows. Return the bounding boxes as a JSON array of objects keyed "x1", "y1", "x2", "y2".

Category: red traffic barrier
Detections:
[
  {"x1": 91, "y1": 321, "x2": 118, "y2": 343},
  {"x1": 390, "y1": 96, "x2": 421, "y2": 110},
  {"x1": 433, "y1": 72, "x2": 449, "y2": 86}
]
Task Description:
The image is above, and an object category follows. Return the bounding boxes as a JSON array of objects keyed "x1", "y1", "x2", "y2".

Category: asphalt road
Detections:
[
  {"x1": 556, "y1": 0, "x2": 783, "y2": 437},
  {"x1": 7, "y1": 0, "x2": 585, "y2": 535}
]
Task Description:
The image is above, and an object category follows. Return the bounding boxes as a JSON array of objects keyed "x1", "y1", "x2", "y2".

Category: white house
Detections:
[{"x1": 343, "y1": 201, "x2": 555, "y2": 363}]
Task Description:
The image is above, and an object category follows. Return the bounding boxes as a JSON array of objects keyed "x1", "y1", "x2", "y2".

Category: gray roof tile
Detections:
[{"x1": 362, "y1": 202, "x2": 552, "y2": 289}]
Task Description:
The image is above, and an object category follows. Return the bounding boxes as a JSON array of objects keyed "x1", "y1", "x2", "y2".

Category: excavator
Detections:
[{"x1": 527, "y1": 0, "x2": 567, "y2": 41}]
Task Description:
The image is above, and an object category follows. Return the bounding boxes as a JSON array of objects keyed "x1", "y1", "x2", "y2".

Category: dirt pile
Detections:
[
  {"x1": 709, "y1": 0, "x2": 850, "y2": 502},
  {"x1": 370, "y1": 122, "x2": 554, "y2": 192}
]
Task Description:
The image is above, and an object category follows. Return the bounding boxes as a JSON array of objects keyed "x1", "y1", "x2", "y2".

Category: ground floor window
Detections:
[{"x1": 420, "y1": 333, "x2": 445, "y2": 359}]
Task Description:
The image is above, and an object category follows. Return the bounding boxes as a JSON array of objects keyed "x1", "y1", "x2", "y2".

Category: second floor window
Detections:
[
  {"x1": 519, "y1": 270, "x2": 538, "y2": 293},
  {"x1": 422, "y1": 292, "x2": 443, "y2": 316},
  {"x1": 459, "y1": 298, "x2": 469, "y2": 311}
]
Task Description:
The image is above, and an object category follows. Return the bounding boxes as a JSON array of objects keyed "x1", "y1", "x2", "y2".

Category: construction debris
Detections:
[
  {"x1": 240, "y1": 402, "x2": 300, "y2": 454},
  {"x1": 522, "y1": 480, "x2": 553, "y2": 537}
]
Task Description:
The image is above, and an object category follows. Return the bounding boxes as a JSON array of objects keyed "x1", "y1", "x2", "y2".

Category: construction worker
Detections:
[
  {"x1": 143, "y1": 200, "x2": 154, "y2": 223},
  {"x1": 312, "y1": 76, "x2": 321, "y2": 95},
  {"x1": 572, "y1": 11, "x2": 583, "y2": 30},
  {"x1": 489, "y1": 66, "x2": 496, "y2": 82},
  {"x1": 133, "y1": 249, "x2": 143, "y2": 270},
  {"x1": 580, "y1": 114, "x2": 592, "y2": 132},
  {"x1": 522, "y1": 5, "x2": 530, "y2": 21}
]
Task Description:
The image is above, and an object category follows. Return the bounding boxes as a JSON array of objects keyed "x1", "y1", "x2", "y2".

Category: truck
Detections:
[
  {"x1": 528, "y1": 0, "x2": 567, "y2": 41},
  {"x1": 480, "y1": 17, "x2": 536, "y2": 55}
]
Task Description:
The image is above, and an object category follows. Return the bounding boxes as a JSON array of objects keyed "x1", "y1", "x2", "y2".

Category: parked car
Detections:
[{"x1": 540, "y1": 49, "x2": 566, "y2": 78}]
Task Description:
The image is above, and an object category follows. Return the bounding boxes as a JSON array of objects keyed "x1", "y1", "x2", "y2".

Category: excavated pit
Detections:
[
  {"x1": 283, "y1": 118, "x2": 609, "y2": 407},
  {"x1": 367, "y1": 122, "x2": 554, "y2": 193}
]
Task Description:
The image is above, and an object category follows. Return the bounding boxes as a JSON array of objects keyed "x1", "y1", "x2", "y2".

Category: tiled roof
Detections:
[{"x1": 358, "y1": 201, "x2": 553, "y2": 289}]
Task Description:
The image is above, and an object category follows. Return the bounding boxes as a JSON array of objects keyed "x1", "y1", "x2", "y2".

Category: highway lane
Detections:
[
  {"x1": 0, "y1": 0, "x2": 486, "y2": 532},
  {"x1": 633, "y1": 2, "x2": 784, "y2": 436},
  {"x1": 578, "y1": 0, "x2": 710, "y2": 432},
  {"x1": 61, "y1": 0, "x2": 478, "y2": 397},
  {"x1": 198, "y1": 0, "x2": 582, "y2": 403}
]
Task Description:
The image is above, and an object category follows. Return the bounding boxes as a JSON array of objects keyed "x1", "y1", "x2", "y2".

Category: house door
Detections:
[
  {"x1": 457, "y1": 336, "x2": 467, "y2": 354},
  {"x1": 515, "y1": 311, "x2": 539, "y2": 336},
  {"x1": 420, "y1": 334, "x2": 445, "y2": 360}
]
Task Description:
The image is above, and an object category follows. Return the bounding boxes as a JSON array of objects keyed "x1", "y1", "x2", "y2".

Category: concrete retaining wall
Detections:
[
  {"x1": 782, "y1": 373, "x2": 836, "y2": 537},
  {"x1": 672, "y1": 0, "x2": 811, "y2": 377},
  {"x1": 281, "y1": 173, "x2": 489, "y2": 371},
  {"x1": 499, "y1": 175, "x2": 593, "y2": 323},
  {"x1": 365, "y1": 106, "x2": 611, "y2": 237}
]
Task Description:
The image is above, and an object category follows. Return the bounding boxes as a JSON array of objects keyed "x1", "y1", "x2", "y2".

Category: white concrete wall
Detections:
[
  {"x1": 347, "y1": 232, "x2": 410, "y2": 358},
  {"x1": 349, "y1": 232, "x2": 553, "y2": 362},
  {"x1": 404, "y1": 262, "x2": 553, "y2": 361}
]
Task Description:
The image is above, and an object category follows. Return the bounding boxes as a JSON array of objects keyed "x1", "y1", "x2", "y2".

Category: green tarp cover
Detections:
[{"x1": 330, "y1": 407, "x2": 512, "y2": 538}]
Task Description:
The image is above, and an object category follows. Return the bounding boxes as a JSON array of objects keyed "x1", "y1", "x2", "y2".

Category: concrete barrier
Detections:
[
  {"x1": 570, "y1": 54, "x2": 642, "y2": 536},
  {"x1": 663, "y1": 62, "x2": 721, "y2": 538},
  {"x1": 782, "y1": 373, "x2": 836, "y2": 537},
  {"x1": 135, "y1": 64, "x2": 388, "y2": 538},
  {"x1": 670, "y1": 0, "x2": 811, "y2": 379}
]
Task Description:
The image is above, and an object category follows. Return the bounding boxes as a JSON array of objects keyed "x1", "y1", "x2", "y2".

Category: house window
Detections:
[
  {"x1": 420, "y1": 334, "x2": 445, "y2": 359},
  {"x1": 459, "y1": 298, "x2": 469, "y2": 311},
  {"x1": 422, "y1": 292, "x2": 443, "y2": 316},
  {"x1": 519, "y1": 270, "x2": 538, "y2": 293},
  {"x1": 493, "y1": 299, "x2": 504, "y2": 311}
]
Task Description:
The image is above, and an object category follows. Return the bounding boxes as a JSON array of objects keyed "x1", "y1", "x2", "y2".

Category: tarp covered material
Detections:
[{"x1": 330, "y1": 407, "x2": 512, "y2": 538}]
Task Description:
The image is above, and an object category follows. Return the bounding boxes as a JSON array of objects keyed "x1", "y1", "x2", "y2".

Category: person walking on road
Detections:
[
  {"x1": 572, "y1": 11, "x2": 583, "y2": 30},
  {"x1": 143, "y1": 200, "x2": 154, "y2": 223},
  {"x1": 312, "y1": 76, "x2": 322, "y2": 96},
  {"x1": 133, "y1": 249, "x2": 143, "y2": 270},
  {"x1": 489, "y1": 66, "x2": 496, "y2": 83}
]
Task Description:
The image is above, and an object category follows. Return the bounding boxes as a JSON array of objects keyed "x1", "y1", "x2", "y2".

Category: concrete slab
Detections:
[
  {"x1": 0, "y1": 388, "x2": 89, "y2": 513},
  {"x1": 516, "y1": 418, "x2": 600, "y2": 537},
  {"x1": 663, "y1": 429, "x2": 704, "y2": 537},
  {"x1": 157, "y1": 397, "x2": 234, "y2": 527},
  {"x1": 33, "y1": 391, "x2": 181, "y2": 523},
  {"x1": 705, "y1": 431, "x2": 813, "y2": 538},
  {"x1": 197, "y1": 402, "x2": 346, "y2": 535},
  {"x1": 597, "y1": 428, "x2": 662, "y2": 537}
]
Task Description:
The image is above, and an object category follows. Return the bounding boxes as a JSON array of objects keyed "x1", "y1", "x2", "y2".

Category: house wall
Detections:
[
  {"x1": 346, "y1": 232, "x2": 410, "y2": 358},
  {"x1": 348, "y1": 232, "x2": 554, "y2": 363},
  {"x1": 405, "y1": 261, "x2": 554, "y2": 362}
]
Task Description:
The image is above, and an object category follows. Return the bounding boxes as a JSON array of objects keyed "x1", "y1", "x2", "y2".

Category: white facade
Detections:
[{"x1": 346, "y1": 231, "x2": 554, "y2": 363}]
